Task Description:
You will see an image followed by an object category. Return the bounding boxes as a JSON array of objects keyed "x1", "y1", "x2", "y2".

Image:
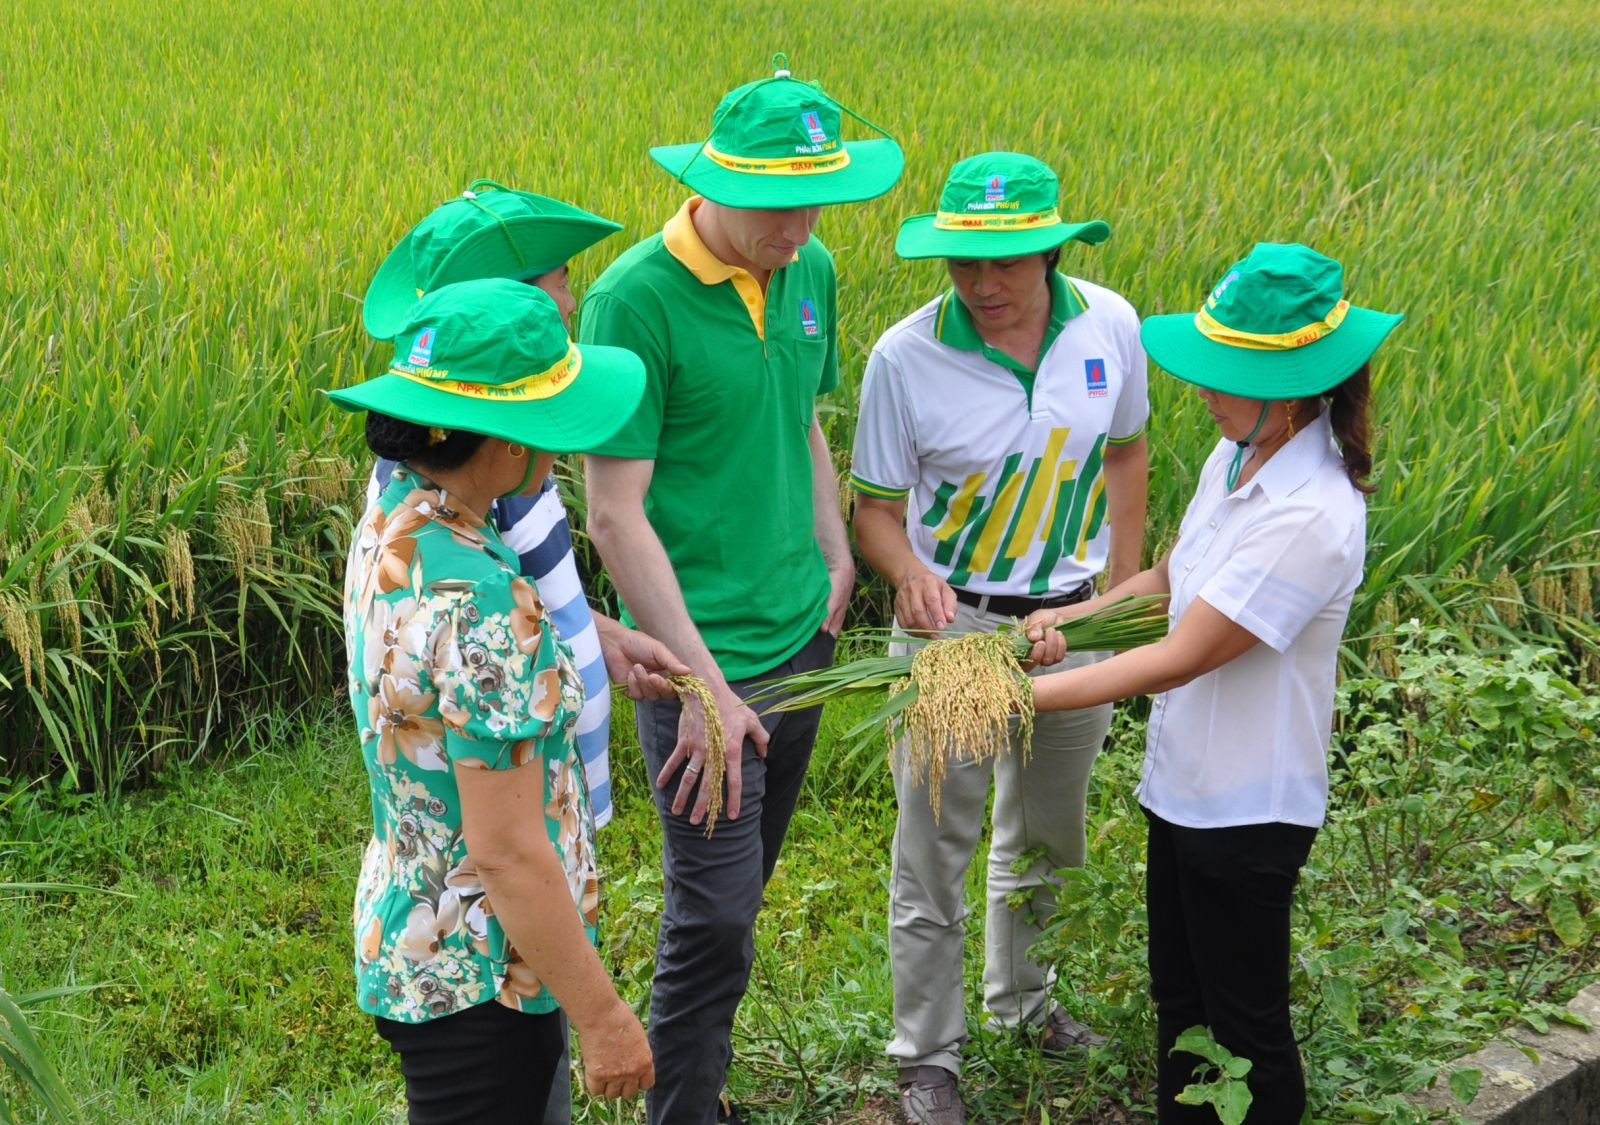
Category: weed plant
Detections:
[{"x1": 2, "y1": 624, "x2": 1596, "y2": 1122}]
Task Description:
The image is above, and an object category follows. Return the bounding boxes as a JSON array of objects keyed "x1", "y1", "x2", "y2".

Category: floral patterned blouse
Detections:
[{"x1": 344, "y1": 464, "x2": 597, "y2": 1023}]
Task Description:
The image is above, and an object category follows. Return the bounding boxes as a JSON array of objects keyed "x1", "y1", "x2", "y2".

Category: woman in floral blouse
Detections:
[{"x1": 328, "y1": 277, "x2": 651, "y2": 1122}]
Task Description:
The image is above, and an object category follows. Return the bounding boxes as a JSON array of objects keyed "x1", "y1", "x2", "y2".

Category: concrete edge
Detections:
[{"x1": 1408, "y1": 981, "x2": 1600, "y2": 1122}]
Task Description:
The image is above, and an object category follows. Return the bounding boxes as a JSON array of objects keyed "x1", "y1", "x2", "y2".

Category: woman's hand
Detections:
[
  {"x1": 575, "y1": 998, "x2": 654, "y2": 1100},
  {"x1": 1022, "y1": 609, "x2": 1068, "y2": 670}
]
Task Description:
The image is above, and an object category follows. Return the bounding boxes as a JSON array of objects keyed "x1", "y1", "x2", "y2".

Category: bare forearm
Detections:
[
  {"x1": 1103, "y1": 437, "x2": 1149, "y2": 588},
  {"x1": 1032, "y1": 637, "x2": 1194, "y2": 711},
  {"x1": 809, "y1": 423, "x2": 850, "y2": 569},
  {"x1": 588, "y1": 506, "x2": 721, "y2": 685},
  {"x1": 853, "y1": 501, "x2": 924, "y2": 586},
  {"x1": 476, "y1": 848, "x2": 623, "y2": 1028}
]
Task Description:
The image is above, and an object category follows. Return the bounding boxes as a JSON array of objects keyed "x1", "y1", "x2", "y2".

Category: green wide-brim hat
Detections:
[
  {"x1": 1141, "y1": 242, "x2": 1405, "y2": 399},
  {"x1": 895, "y1": 152, "x2": 1110, "y2": 260},
  {"x1": 363, "y1": 180, "x2": 621, "y2": 340},
  {"x1": 650, "y1": 57, "x2": 904, "y2": 209},
  {"x1": 331, "y1": 279, "x2": 644, "y2": 454}
]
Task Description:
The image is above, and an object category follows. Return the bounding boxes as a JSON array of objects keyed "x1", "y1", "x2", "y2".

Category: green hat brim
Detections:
[
  {"x1": 326, "y1": 342, "x2": 645, "y2": 455},
  {"x1": 362, "y1": 211, "x2": 623, "y2": 340},
  {"x1": 1140, "y1": 304, "x2": 1405, "y2": 399},
  {"x1": 648, "y1": 138, "x2": 905, "y2": 208},
  {"x1": 894, "y1": 213, "x2": 1111, "y2": 260}
]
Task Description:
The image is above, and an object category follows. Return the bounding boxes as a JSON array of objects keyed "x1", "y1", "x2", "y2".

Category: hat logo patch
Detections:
[
  {"x1": 1208, "y1": 270, "x2": 1241, "y2": 309},
  {"x1": 408, "y1": 327, "x2": 437, "y2": 368},
  {"x1": 1085, "y1": 358, "x2": 1108, "y2": 398},
  {"x1": 985, "y1": 175, "x2": 1006, "y2": 203},
  {"x1": 799, "y1": 298, "x2": 819, "y2": 336},
  {"x1": 802, "y1": 111, "x2": 827, "y2": 144}
]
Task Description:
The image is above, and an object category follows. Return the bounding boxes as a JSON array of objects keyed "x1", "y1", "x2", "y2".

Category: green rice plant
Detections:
[
  {"x1": 0, "y1": 0, "x2": 1596, "y2": 792},
  {"x1": 751, "y1": 597, "x2": 1167, "y2": 811}
]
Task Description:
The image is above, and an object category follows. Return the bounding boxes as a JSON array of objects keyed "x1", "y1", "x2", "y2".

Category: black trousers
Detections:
[
  {"x1": 1143, "y1": 807, "x2": 1318, "y2": 1125},
  {"x1": 634, "y1": 629, "x2": 836, "y2": 1125},
  {"x1": 376, "y1": 1001, "x2": 564, "y2": 1124}
]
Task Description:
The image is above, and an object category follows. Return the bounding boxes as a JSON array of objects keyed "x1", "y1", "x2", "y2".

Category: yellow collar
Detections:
[
  {"x1": 663, "y1": 197, "x2": 746, "y2": 286},
  {"x1": 662, "y1": 197, "x2": 772, "y2": 339}
]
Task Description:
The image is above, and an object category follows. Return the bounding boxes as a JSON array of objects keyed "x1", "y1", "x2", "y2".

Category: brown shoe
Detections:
[
  {"x1": 897, "y1": 1065, "x2": 965, "y2": 1125},
  {"x1": 1040, "y1": 1007, "x2": 1109, "y2": 1054}
]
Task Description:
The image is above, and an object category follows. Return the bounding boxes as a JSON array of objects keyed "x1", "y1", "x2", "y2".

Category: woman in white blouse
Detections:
[{"x1": 1024, "y1": 243, "x2": 1402, "y2": 1124}]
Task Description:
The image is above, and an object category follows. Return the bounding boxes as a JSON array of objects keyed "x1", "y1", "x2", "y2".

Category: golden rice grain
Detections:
[{"x1": 668, "y1": 674, "x2": 727, "y2": 836}]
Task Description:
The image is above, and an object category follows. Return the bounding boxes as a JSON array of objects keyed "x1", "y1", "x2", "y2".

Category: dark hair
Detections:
[
  {"x1": 364, "y1": 411, "x2": 488, "y2": 473},
  {"x1": 1043, "y1": 247, "x2": 1062, "y2": 273},
  {"x1": 1321, "y1": 362, "x2": 1376, "y2": 494}
]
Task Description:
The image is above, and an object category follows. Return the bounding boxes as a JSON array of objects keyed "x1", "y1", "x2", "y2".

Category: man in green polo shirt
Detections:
[
  {"x1": 580, "y1": 56, "x2": 903, "y2": 1125},
  {"x1": 853, "y1": 153, "x2": 1149, "y2": 1124}
]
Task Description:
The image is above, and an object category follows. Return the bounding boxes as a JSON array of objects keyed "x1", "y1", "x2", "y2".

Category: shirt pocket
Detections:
[{"x1": 786, "y1": 333, "x2": 830, "y2": 429}]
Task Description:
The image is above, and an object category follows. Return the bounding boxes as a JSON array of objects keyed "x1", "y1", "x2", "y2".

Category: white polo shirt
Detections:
[
  {"x1": 851, "y1": 274, "x2": 1148, "y2": 596},
  {"x1": 1138, "y1": 410, "x2": 1366, "y2": 829}
]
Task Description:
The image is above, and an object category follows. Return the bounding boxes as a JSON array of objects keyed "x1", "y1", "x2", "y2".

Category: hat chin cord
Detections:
[
  {"x1": 1225, "y1": 401, "x2": 1271, "y2": 491},
  {"x1": 499, "y1": 443, "x2": 539, "y2": 499}
]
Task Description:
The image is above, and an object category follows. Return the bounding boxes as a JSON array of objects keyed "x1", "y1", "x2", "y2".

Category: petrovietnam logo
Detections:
[
  {"x1": 799, "y1": 298, "x2": 819, "y2": 336},
  {"x1": 985, "y1": 174, "x2": 1006, "y2": 203},
  {"x1": 1085, "y1": 357, "x2": 1108, "y2": 398},
  {"x1": 408, "y1": 327, "x2": 436, "y2": 368},
  {"x1": 802, "y1": 111, "x2": 827, "y2": 143}
]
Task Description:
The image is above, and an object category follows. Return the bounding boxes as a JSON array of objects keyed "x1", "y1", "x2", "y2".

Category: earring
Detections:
[
  {"x1": 507, "y1": 442, "x2": 527, "y2": 460},
  {"x1": 1285, "y1": 403, "x2": 1297, "y2": 441}
]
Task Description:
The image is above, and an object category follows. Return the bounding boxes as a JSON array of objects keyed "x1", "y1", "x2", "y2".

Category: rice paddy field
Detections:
[
  {"x1": 0, "y1": 2, "x2": 1597, "y2": 1120},
  {"x1": 1, "y1": 0, "x2": 1596, "y2": 787}
]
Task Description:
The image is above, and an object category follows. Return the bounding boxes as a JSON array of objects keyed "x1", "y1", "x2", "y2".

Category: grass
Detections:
[
  {"x1": 3, "y1": 624, "x2": 1597, "y2": 1122},
  {"x1": 0, "y1": 0, "x2": 1597, "y2": 790}
]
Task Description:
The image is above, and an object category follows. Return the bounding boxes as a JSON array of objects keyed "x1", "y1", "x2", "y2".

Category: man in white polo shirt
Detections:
[{"x1": 851, "y1": 152, "x2": 1149, "y2": 1125}]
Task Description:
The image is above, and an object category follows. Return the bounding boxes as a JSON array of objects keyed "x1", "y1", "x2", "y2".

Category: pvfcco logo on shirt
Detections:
[
  {"x1": 1084, "y1": 358, "x2": 1108, "y2": 398},
  {"x1": 799, "y1": 298, "x2": 819, "y2": 336},
  {"x1": 408, "y1": 327, "x2": 436, "y2": 368}
]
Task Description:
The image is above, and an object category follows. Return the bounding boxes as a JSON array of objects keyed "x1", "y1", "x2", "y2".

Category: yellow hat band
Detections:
[
  {"x1": 932, "y1": 207, "x2": 1061, "y2": 232},
  {"x1": 1194, "y1": 299, "x2": 1350, "y2": 351},
  {"x1": 701, "y1": 142, "x2": 851, "y2": 176},
  {"x1": 388, "y1": 343, "x2": 583, "y2": 402}
]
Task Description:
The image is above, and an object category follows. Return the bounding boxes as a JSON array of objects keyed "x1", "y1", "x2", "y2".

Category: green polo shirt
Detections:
[
  {"x1": 580, "y1": 198, "x2": 837, "y2": 680},
  {"x1": 933, "y1": 271, "x2": 1089, "y2": 407}
]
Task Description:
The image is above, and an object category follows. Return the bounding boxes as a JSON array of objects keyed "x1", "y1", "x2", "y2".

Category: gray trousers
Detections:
[
  {"x1": 635, "y1": 630, "x2": 837, "y2": 1125},
  {"x1": 886, "y1": 601, "x2": 1113, "y2": 1074}
]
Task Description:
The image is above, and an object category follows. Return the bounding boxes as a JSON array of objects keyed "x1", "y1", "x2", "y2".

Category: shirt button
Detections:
[
  {"x1": 1209, "y1": 520, "x2": 1218, "y2": 528},
  {"x1": 1184, "y1": 563, "x2": 1193, "y2": 572}
]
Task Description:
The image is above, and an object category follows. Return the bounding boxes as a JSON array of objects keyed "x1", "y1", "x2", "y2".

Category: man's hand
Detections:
[
  {"x1": 895, "y1": 569, "x2": 957, "y2": 638},
  {"x1": 574, "y1": 998, "x2": 654, "y2": 1100},
  {"x1": 599, "y1": 622, "x2": 692, "y2": 701},
  {"x1": 824, "y1": 553, "x2": 856, "y2": 636},
  {"x1": 657, "y1": 680, "x2": 768, "y2": 823}
]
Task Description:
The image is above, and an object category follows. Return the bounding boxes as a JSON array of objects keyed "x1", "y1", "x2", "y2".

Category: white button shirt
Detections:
[{"x1": 1138, "y1": 410, "x2": 1366, "y2": 829}]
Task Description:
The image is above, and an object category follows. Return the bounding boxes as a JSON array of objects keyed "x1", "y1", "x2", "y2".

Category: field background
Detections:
[
  {"x1": 0, "y1": 0, "x2": 1597, "y2": 1121},
  {"x1": 1, "y1": 0, "x2": 1596, "y2": 788}
]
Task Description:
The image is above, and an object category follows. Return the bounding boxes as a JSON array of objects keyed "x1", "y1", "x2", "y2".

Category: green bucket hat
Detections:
[
  {"x1": 649, "y1": 53, "x2": 904, "y2": 209},
  {"x1": 895, "y1": 152, "x2": 1111, "y2": 260},
  {"x1": 362, "y1": 179, "x2": 621, "y2": 340},
  {"x1": 330, "y1": 279, "x2": 644, "y2": 454},
  {"x1": 1140, "y1": 243, "x2": 1405, "y2": 399}
]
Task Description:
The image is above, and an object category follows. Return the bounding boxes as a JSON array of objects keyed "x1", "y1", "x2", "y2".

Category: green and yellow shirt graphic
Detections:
[{"x1": 851, "y1": 275, "x2": 1148, "y2": 596}]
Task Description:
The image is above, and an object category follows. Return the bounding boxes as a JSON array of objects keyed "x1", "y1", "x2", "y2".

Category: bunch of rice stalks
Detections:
[
  {"x1": 667, "y1": 674, "x2": 726, "y2": 836},
  {"x1": 751, "y1": 596, "x2": 1168, "y2": 817},
  {"x1": 890, "y1": 630, "x2": 1034, "y2": 819}
]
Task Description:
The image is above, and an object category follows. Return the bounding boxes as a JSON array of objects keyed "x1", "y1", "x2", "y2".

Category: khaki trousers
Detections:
[{"x1": 886, "y1": 601, "x2": 1113, "y2": 1074}]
